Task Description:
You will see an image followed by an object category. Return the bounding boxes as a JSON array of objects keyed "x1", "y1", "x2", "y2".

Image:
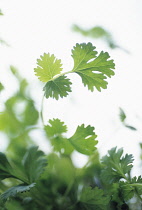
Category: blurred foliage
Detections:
[
  {"x1": 72, "y1": 24, "x2": 129, "y2": 53},
  {"x1": 0, "y1": 9, "x2": 3, "y2": 16},
  {"x1": 0, "y1": 66, "x2": 39, "y2": 163},
  {"x1": 0, "y1": 9, "x2": 9, "y2": 46},
  {"x1": 119, "y1": 107, "x2": 137, "y2": 131}
]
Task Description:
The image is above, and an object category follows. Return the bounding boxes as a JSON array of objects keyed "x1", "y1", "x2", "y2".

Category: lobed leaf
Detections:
[
  {"x1": 80, "y1": 186, "x2": 110, "y2": 208},
  {"x1": 0, "y1": 183, "x2": 35, "y2": 202},
  {"x1": 34, "y1": 53, "x2": 62, "y2": 82},
  {"x1": 69, "y1": 124, "x2": 98, "y2": 155},
  {"x1": 101, "y1": 147, "x2": 134, "y2": 183},
  {"x1": 22, "y1": 146, "x2": 47, "y2": 183},
  {"x1": 43, "y1": 75, "x2": 72, "y2": 100},
  {"x1": 71, "y1": 42, "x2": 115, "y2": 91},
  {"x1": 0, "y1": 153, "x2": 14, "y2": 180},
  {"x1": 45, "y1": 119, "x2": 74, "y2": 154}
]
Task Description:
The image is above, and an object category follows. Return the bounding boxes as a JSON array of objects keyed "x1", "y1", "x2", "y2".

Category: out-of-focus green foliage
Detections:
[
  {"x1": 0, "y1": 9, "x2": 3, "y2": 16},
  {"x1": 72, "y1": 24, "x2": 129, "y2": 53},
  {"x1": 0, "y1": 10, "x2": 9, "y2": 46},
  {"x1": 119, "y1": 107, "x2": 137, "y2": 131},
  {"x1": 0, "y1": 82, "x2": 4, "y2": 92},
  {"x1": 0, "y1": 66, "x2": 39, "y2": 162}
]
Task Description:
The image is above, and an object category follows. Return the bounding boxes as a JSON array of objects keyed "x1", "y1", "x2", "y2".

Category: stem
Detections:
[
  {"x1": 40, "y1": 94, "x2": 45, "y2": 126},
  {"x1": 50, "y1": 70, "x2": 73, "y2": 81},
  {"x1": 128, "y1": 183, "x2": 142, "y2": 187},
  {"x1": 40, "y1": 69, "x2": 73, "y2": 126}
]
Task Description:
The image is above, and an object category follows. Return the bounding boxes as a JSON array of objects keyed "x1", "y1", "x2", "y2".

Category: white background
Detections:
[{"x1": 0, "y1": 0, "x2": 142, "y2": 175}]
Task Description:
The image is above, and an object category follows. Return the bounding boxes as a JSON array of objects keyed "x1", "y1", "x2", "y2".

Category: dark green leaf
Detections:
[
  {"x1": 22, "y1": 146, "x2": 47, "y2": 183},
  {"x1": 0, "y1": 183, "x2": 35, "y2": 202},
  {"x1": 101, "y1": 147, "x2": 134, "y2": 183},
  {"x1": 80, "y1": 187, "x2": 110, "y2": 208},
  {"x1": 0, "y1": 153, "x2": 14, "y2": 180},
  {"x1": 43, "y1": 75, "x2": 72, "y2": 100}
]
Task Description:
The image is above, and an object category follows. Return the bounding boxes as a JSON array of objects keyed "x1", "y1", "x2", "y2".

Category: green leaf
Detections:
[
  {"x1": 119, "y1": 181, "x2": 135, "y2": 201},
  {"x1": 131, "y1": 176, "x2": 142, "y2": 195},
  {"x1": 34, "y1": 53, "x2": 63, "y2": 82},
  {"x1": 69, "y1": 124, "x2": 98, "y2": 155},
  {"x1": 0, "y1": 153, "x2": 28, "y2": 183},
  {"x1": 22, "y1": 146, "x2": 47, "y2": 183},
  {"x1": 0, "y1": 183, "x2": 35, "y2": 202},
  {"x1": 125, "y1": 125, "x2": 137, "y2": 131},
  {"x1": 0, "y1": 153, "x2": 14, "y2": 180},
  {"x1": 21, "y1": 100, "x2": 39, "y2": 126},
  {"x1": 45, "y1": 118, "x2": 67, "y2": 137},
  {"x1": 101, "y1": 147, "x2": 134, "y2": 184},
  {"x1": 43, "y1": 75, "x2": 72, "y2": 100},
  {"x1": 45, "y1": 119, "x2": 74, "y2": 154},
  {"x1": 71, "y1": 43, "x2": 115, "y2": 91},
  {"x1": 119, "y1": 108, "x2": 126, "y2": 122},
  {"x1": 80, "y1": 187, "x2": 110, "y2": 208}
]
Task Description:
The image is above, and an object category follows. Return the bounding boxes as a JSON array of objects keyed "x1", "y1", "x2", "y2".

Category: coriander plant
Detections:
[{"x1": 0, "y1": 42, "x2": 142, "y2": 210}]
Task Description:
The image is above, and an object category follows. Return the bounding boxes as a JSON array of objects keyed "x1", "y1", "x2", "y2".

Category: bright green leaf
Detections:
[
  {"x1": 34, "y1": 53, "x2": 63, "y2": 82},
  {"x1": 69, "y1": 124, "x2": 98, "y2": 155},
  {"x1": 71, "y1": 43, "x2": 115, "y2": 91},
  {"x1": 43, "y1": 75, "x2": 72, "y2": 100},
  {"x1": 45, "y1": 118, "x2": 67, "y2": 137},
  {"x1": 45, "y1": 119, "x2": 74, "y2": 154}
]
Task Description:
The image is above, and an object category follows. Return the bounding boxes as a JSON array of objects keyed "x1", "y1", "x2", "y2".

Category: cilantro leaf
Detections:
[
  {"x1": 69, "y1": 124, "x2": 98, "y2": 155},
  {"x1": 45, "y1": 118, "x2": 67, "y2": 137},
  {"x1": 0, "y1": 153, "x2": 28, "y2": 183},
  {"x1": 119, "y1": 182, "x2": 135, "y2": 201},
  {"x1": 101, "y1": 147, "x2": 134, "y2": 183},
  {"x1": 71, "y1": 42, "x2": 115, "y2": 91},
  {"x1": 45, "y1": 119, "x2": 74, "y2": 154},
  {"x1": 34, "y1": 53, "x2": 62, "y2": 82},
  {"x1": 43, "y1": 75, "x2": 72, "y2": 100},
  {"x1": 0, "y1": 153, "x2": 14, "y2": 180},
  {"x1": 0, "y1": 183, "x2": 35, "y2": 202},
  {"x1": 80, "y1": 186, "x2": 110, "y2": 209},
  {"x1": 22, "y1": 146, "x2": 47, "y2": 183},
  {"x1": 131, "y1": 176, "x2": 142, "y2": 195}
]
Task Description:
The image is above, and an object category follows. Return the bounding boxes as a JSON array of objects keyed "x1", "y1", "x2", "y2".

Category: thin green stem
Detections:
[
  {"x1": 50, "y1": 70, "x2": 73, "y2": 81},
  {"x1": 40, "y1": 94, "x2": 45, "y2": 126},
  {"x1": 128, "y1": 183, "x2": 142, "y2": 187}
]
